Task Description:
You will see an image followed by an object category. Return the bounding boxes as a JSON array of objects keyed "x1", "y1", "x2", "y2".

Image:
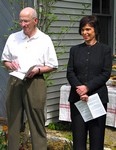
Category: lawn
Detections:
[{"x1": 0, "y1": 121, "x2": 116, "y2": 150}]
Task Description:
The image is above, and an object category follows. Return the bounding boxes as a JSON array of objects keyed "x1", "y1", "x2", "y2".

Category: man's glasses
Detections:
[{"x1": 19, "y1": 18, "x2": 35, "y2": 24}]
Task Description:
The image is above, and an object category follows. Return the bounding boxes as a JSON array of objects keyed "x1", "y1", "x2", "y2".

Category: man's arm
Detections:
[{"x1": 26, "y1": 66, "x2": 57, "y2": 78}]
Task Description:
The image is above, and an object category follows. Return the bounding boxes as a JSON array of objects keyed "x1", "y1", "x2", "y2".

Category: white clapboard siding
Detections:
[
  {"x1": 0, "y1": 0, "x2": 115, "y2": 126},
  {"x1": 115, "y1": 1, "x2": 116, "y2": 54},
  {"x1": 45, "y1": 0, "x2": 92, "y2": 125},
  {"x1": 0, "y1": 0, "x2": 92, "y2": 125}
]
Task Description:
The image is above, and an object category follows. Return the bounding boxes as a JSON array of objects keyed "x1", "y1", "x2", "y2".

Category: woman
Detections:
[{"x1": 67, "y1": 15, "x2": 112, "y2": 150}]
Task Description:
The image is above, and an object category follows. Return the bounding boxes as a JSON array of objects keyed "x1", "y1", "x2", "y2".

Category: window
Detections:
[
  {"x1": 102, "y1": 0, "x2": 110, "y2": 14},
  {"x1": 92, "y1": 0, "x2": 110, "y2": 15},
  {"x1": 92, "y1": 0, "x2": 100, "y2": 14},
  {"x1": 92, "y1": 0, "x2": 113, "y2": 50}
]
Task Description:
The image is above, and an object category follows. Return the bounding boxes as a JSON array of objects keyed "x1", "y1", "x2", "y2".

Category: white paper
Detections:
[
  {"x1": 9, "y1": 65, "x2": 35, "y2": 80},
  {"x1": 75, "y1": 93, "x2": 106, "y2": 122}
]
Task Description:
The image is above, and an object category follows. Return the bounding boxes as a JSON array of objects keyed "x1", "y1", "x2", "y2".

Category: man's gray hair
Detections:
[{"x1": 32, "y1": 9, "x2": 38, "y2": 18}]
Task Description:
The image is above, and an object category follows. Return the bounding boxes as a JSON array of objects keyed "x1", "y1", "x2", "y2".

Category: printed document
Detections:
[
  {"x1": 75, "y1": 93, "x2": 106, "y2": 122},
  {"x1": 9, "y1": 65, "x2": 35, "y2": 80}
]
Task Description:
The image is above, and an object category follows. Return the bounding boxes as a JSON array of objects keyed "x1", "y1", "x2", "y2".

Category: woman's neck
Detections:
[{"x1": 85, "y1": 39, "x2": 97, "y2": 46}]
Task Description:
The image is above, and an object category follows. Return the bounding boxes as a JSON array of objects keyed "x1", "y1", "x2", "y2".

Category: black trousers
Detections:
[
  {"x1": 6, "y1": 75, "x2": 47, "y2": 150},
  {"x1": 70, "y1": 102, "x2": 107, "y2": 150}
]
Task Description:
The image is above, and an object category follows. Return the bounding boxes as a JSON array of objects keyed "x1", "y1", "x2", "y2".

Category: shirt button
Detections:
[{"x1": 85, "y1": 67, "x2": 88, "y2": 70}]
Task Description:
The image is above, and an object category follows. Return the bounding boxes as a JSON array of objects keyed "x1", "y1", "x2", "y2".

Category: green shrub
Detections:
[{"x1": 47, "y1": 121, "x2": 71, "y2": 131}]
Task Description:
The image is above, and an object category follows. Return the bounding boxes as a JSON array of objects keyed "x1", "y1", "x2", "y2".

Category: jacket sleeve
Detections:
[{"x1": 67, "y1": 47, "x2": 82, "y2": 88}]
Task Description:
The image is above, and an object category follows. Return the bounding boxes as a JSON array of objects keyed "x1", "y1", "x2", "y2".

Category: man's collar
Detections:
[{"x1": 21, "y1": 28, "x2": 40, "y2": 40}]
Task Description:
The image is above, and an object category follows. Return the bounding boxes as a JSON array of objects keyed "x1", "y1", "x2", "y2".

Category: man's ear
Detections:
[{"x1": 34, "y1": 18, "x2": 38, "y2": 24}]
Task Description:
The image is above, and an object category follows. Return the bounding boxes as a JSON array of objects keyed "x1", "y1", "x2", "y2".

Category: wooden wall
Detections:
[
  {"x1": 0, "y1": 0, "x2": 92, "y2": 125},
  {"x1": 46, "y1": 0, "x2": 92, "y2": 125}
]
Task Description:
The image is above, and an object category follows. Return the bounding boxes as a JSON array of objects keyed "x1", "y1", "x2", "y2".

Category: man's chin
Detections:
[{"x1": 23, "y1": 30, "x2": 29, "y2": 36}]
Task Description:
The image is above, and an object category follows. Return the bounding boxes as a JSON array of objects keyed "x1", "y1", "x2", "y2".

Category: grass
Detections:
[
  {"x1": 47, "y1": 122, "x2": 116, "y2": 150},
  {"x1": 0, "y1": 121, "x2": 115, "y2": 150}
]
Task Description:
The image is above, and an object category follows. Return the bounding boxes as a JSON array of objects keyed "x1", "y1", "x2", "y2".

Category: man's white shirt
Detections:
[{"x1": 1, "y1": 28, "x2": 58, "y2": 73}]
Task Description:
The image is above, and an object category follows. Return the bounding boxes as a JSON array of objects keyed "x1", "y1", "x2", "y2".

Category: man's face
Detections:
[{"x1": 19, "y1": 12, "x2": 38, "y2": 37}]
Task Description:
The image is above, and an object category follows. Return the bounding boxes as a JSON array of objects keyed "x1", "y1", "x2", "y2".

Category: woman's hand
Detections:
[
  {"x1": 80, "y1": 94, "x2": 88, "y2": 102},
  {"x1": 76, "y1": 85, "x2": 89, "y2": 96}
]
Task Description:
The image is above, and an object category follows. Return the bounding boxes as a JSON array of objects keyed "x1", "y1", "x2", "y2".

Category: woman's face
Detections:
[{"x1": 81, "y1": 24, "x2": 96, "y2": 43}]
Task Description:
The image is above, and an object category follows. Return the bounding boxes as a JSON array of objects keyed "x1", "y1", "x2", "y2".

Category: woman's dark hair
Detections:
[{"x1": 79, "y1": 15, "x2": 100, "y2": 39}]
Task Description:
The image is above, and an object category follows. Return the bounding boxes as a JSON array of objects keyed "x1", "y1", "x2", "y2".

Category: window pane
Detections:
[
  {"x1": 92, "y1": 0, "x2": 100, "y2": 13},
  {"x1": 97, "y1": 16, "x2": 108, "y2": 45},
  {"x1": 102, "y1": 0, "x2": 110, "y2": 14}
]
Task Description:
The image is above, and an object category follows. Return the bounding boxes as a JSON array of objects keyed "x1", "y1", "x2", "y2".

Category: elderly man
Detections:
[{"x1": 1, "y1": 7, "x2": 58, "y2": 150}]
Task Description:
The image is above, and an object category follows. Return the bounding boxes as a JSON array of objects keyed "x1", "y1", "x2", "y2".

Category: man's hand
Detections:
[
  {"x1": 26, "y1": 66, "x2": 40, "y2": 78},
  {"x1": 4, "y1": 61, "x2": 20, "y2": 71},
  {"x1": 26, "y1": 66, "x2": 56, "y2": 78}
]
